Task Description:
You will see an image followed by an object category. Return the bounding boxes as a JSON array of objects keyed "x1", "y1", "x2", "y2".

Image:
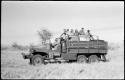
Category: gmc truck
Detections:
[{"x1": 22, "y1": 32, "x2": 108, "y2": 65}]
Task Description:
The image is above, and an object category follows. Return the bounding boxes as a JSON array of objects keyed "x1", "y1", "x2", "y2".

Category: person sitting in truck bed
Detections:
[
  {"x1": 79, "y1": 28, "x2": 85, "y2": 35},
  {"x1": 66, "y1": 29, "x2": 70, "y2": 35},
  {"x1": 73, "y1": 29, "x2": 80, "y2": 41},
  {"x1": 86, "y1": 30, "x2": 94, "y2": 40},
  {"x1": 68, "y1": 29, "x2": 74, "y2": 41},
  {"x1": 69, "y1": 29, "x2": 75, "y2": 36},
  {"x1": 79, "y1": 28, "x2": 87, "y2": 41}
]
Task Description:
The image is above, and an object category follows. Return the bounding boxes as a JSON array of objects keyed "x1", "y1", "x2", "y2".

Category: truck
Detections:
[{"x1": 22, "y1": 31, "x2": 108, "y2": 65}]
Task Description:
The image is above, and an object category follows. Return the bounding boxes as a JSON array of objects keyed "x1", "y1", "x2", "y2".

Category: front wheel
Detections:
[{"x1": 31, "y1": 54, "x2": 44, "y2": 66}]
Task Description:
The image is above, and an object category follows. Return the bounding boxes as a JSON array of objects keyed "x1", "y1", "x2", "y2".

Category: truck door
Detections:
[
  {"x1": 61, "y1": 41, "x2": 67, "y2": 53},
  {"x1": 61, "y1": 41, "x2": 78, "y2": 60}
]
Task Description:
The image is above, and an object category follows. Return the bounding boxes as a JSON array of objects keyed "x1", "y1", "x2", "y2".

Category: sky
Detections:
[{"x1": 1, "y1": 1, "x2": 124, "y2": 46}]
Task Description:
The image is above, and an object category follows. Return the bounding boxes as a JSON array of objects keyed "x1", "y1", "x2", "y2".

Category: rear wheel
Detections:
[
  {"x1": 77, "y1": 55, "x2": 88, "y2": 63},
  {"x1": 31, "y1": 54, "x2": 44, "y2": 66},
  {"x1": 88, "y1": 55, "x2": 99, "y2": 63}
]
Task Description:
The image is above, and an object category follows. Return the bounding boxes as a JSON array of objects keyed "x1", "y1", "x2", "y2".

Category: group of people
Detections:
[
  {"x1": 51, "y1": 28, "x2": 94, "y2": 50},
  {"x1": 61, "y1": 28, "x2": 94, "y2": 41}
]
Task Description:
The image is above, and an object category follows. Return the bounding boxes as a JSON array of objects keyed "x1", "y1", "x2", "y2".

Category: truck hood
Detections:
[{"x1": 30, "y1": 46, "x2": 50, "y2": 53}]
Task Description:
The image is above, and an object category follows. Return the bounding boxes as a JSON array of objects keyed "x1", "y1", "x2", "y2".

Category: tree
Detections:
[
  {"x1": 12, "y1": 42, "x2": 22, "y2": 49},
  {"x1": 12, "y1": 42, "x2": 19, "y2": 48},
  {"x1": 38, "y1": 28, "x2": 52, "y2": 45}
]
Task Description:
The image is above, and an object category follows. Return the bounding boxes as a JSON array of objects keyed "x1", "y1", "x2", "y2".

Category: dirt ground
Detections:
[{"x1": 1, "y1": 43, "x2": 124, "y2": 79}]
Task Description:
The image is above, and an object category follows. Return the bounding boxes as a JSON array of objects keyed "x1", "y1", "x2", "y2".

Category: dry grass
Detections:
[{"x1": 1, "y1": 42, "x2": 124, "y2": 79}]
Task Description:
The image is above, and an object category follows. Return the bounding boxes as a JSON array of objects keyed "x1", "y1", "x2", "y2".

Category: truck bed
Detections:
[{"x1": 67, "y1": 40, "x2": 108, "y2": 54}]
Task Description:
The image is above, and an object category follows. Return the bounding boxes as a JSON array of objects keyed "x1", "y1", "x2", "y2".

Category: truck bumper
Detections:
[{"x1": 21, "y1": 53, "x2": 32, "y2": 59}]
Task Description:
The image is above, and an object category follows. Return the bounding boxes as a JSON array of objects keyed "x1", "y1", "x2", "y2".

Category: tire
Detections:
[
  {"x1": 77, "y1": 55, "x2": 88, "y2": 63},
  {"x1": 31, "y1": 54, "x2": 44, "y2": 66},
  {"x1": 88, "y1": 55, "x2": 99, "y2": 63}
]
